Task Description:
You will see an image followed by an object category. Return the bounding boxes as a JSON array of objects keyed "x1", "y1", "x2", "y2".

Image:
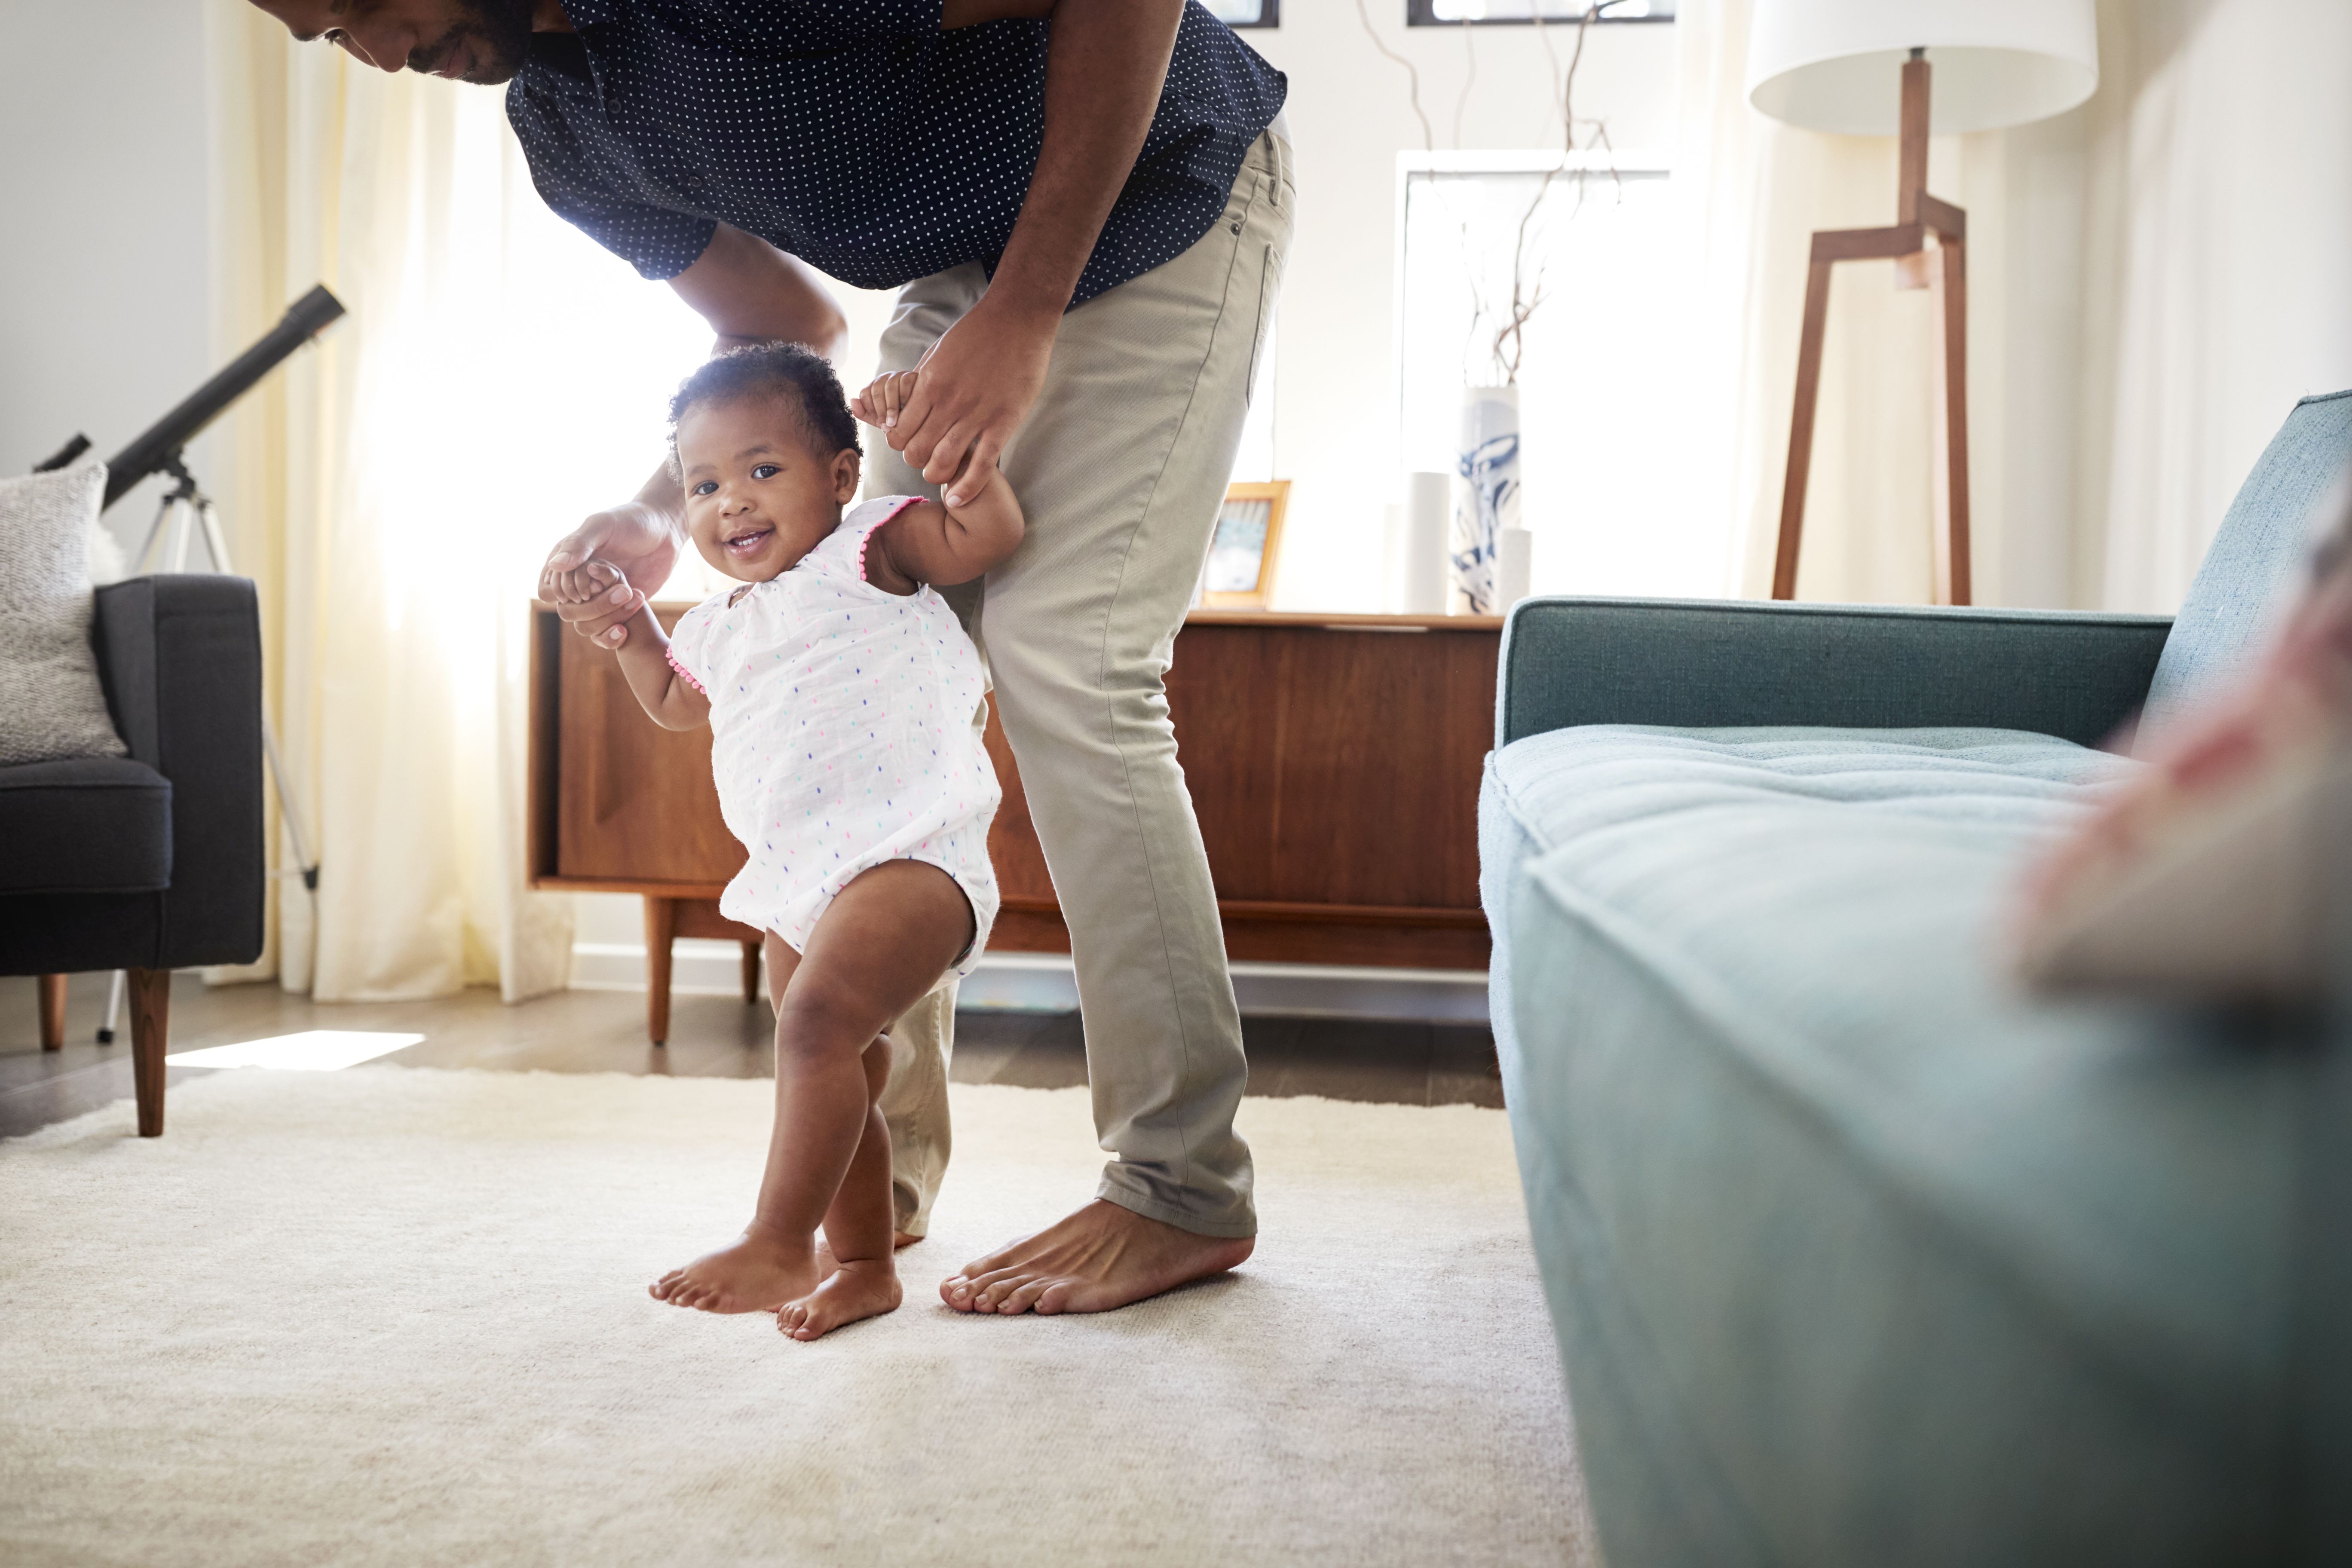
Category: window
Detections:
[
  {"x1": 1203, "y1": 0, "x2": 1279, "y2": 28},
  {"x1": 1407, "y1": 0, "x2": 1672, "y2": 25},
  {"x1": 1397, "y1": 154, "x2": 1703, "y2": 597}
]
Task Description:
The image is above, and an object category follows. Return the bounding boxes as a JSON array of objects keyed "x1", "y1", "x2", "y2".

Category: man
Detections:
[{"x1": 252, "y1": 0, "x2": 1290, "y2": 1316}]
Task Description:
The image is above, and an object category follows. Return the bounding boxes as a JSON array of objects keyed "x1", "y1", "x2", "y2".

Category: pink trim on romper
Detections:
[
  {"x1": 667, "y1": 647, "x2": 707, "y2": 695},
  {"x1": 854, "y1": 496, "x2": 926, "y2": 585}
]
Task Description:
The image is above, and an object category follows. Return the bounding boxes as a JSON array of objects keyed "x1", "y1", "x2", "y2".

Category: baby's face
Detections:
[{"x1": 676, "y1": 395, "x2": 861, "y2": 583}]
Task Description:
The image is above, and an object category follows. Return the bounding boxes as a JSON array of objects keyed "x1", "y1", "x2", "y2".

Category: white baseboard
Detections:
[{"x1": 570, "y1": 943, "x2": 1489, "y2": 1025}]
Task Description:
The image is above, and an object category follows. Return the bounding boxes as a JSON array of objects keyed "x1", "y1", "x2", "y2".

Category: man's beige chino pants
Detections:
[{"x1": 866, "y1": 125, "x2": 1294, "y2": 1242}]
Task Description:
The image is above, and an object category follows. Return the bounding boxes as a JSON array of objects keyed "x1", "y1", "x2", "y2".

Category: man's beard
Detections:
[{"x1": 412, "y1": 0, "x2": 538, "y2": 85}]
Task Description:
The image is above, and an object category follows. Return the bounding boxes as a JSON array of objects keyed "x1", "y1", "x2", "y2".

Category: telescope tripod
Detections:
[{"x1": 91, "y1": 459, "x2": 318, "y2": 1044}]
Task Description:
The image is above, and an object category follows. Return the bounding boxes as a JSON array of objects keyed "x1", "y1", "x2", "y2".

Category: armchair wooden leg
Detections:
[
  {"x1": 643, "y1": 896, "x2": 676, "y2": 1046},
  {"x1": 740, "y1": 941, "x2": 761, "y2": 1005},
  {"x1": 38, "y1": 974, "x2": 67, "y2": 1051},
  {"x1": 127, "y1": 967, "x2": 171, "y2": 1138}
]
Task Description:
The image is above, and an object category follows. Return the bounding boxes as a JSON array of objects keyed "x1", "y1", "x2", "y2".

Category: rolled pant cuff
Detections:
[{"x1": 1097, "y1": 1179, "x2": 1258, "y2": 1240}]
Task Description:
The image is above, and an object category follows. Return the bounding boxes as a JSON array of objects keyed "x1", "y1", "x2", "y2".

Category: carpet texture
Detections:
[{"x1": 0, "y1": 1069, "x2": 1593, "y2": 1566}]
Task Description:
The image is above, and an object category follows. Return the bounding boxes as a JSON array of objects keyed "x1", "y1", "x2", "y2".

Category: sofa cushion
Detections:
[
  {"x1": 1497, "y1": 725, "x2": 2291, "y2": 1565},
  {"x1": 2141, "y1": 389, "x2": 2352, "y2": 742},
  {"x1": 1479, "y1": 724, "x2": 2135, "y2": 1080},
  {"x1": 0, "y1": 757, "x2": 172, "y2": 894}
]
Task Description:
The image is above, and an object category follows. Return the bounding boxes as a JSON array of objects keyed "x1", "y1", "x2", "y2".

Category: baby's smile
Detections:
[{"x1": 722, "y1": 520, "x2": 776, "y2": 558}]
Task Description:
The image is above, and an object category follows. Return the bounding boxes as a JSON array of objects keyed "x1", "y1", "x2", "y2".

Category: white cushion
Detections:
[{"x1": 0, "y1": 462, "x2": 128, "y2": 766}]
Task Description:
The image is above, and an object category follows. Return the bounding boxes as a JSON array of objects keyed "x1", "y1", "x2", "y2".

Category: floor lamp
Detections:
[{"x1": 1746, "y1": 0, "x2": 2098, "y2": 604}]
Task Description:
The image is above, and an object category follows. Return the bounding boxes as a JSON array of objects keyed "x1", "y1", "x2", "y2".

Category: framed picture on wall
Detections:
[
  {"x1": 1202, "y1": 0, "x2": 1279, "y2": 25},
  {"x1": 1200, "y1": 481, "x2": 1290, "y2": 609}
]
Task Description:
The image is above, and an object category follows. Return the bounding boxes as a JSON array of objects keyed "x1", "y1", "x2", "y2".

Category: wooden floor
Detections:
[{"x1": 0, "y1": 971, "x2": 1499, "y2": 1142}]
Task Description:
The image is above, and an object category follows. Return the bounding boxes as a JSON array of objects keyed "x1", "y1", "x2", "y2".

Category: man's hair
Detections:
[{"x1": 667, "y1": 343, "x2": 861, "y2": 476}]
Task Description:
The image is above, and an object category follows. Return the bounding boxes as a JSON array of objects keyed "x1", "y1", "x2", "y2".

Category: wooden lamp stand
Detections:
[{"x1": 1771, "y1": 49, "x2": 1971, "y2": 605}]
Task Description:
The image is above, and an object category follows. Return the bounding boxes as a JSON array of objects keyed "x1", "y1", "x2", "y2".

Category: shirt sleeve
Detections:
[
  {"x1": 506, "y1": 80, "x2": 717, "y2": 282},
  {"x1": 829, "y1": 496, "x2": 923, "y2": 585},
  {"x1": 665, "y1": 605, "x2": 713, "y2": 696}
]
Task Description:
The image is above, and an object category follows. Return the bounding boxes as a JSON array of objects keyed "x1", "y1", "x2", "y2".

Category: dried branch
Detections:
[
  {"x1": 1354, "y1": 0, "x2": 1432, "y2": 154},
  {"x1": 1485, "y1": 0, "x2": 1625, "y2": 384},
  {"x1": 1452, "y1": 18, "x2": 1477, "y2": 150}
]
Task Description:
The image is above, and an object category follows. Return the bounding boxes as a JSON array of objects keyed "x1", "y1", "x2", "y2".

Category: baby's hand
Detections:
[
  {"x1": 547, "y1": 557, "x2": 642, "y2": 622},
  {"x1": 852, "y1": 371, "x2": 919, "y2": 431}
]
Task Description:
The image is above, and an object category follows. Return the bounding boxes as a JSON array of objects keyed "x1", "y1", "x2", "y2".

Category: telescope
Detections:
[{"x1": 36, "y1": 284, "x2": 346, "y2": 509}]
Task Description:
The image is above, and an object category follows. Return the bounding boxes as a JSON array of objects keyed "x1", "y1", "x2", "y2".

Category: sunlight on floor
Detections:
[{"x1": 166, "y1": 1032, "x2": 425, "y2": 1072}]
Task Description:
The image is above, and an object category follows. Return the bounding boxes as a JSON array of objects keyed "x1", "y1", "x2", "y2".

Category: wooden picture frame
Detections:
[{"x1": 1200, "y1": 481, "x2": 1290, "y2": 610}]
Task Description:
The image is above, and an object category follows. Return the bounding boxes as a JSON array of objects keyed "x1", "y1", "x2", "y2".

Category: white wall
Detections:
[
  {"x1": 1245, "y1": 9, "x2": 1678, "y2": 609},
  {"x1": 0, "y1": 0, "x2": 220, "y2": 559}
]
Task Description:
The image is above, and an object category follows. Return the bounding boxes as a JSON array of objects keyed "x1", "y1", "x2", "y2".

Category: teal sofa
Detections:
[{"x1": 1479, "y1": 391, "x2": 2352, "y2": 1567}]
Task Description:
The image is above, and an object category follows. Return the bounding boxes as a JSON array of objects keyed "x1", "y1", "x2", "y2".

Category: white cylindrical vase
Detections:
[
  {"x1": 1403, "y1": 471, "x2": 1449, "y2": 615},
  {"x1": 1498, "y1": 527, "x2": 1533, "y2": 612},
  {"x1": 1381, "y1": 502, "x2": 1404, "y2": 612},
  {"x1": 1452, "y1": 385, "x2": 1522, "y2": 615}
]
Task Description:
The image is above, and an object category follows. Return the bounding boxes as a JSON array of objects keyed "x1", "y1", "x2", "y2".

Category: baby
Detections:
[{"x1": 554, "y1": 343, "x2": 1022, "y2": 1340}]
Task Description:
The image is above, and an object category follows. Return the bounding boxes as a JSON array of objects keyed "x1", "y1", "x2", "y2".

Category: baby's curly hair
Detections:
[{"x1": 667, "y1": 342, "x2": 861, "y2": 479}]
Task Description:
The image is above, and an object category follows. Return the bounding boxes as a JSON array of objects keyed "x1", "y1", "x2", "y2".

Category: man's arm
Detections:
[
  {"x1": 891, "y1": 0, "x2": 1186, "y2": 507},
  {"x1": 670, "y1": 223, "x2": 850, "y2": 360},
  {"x1": 542, "y1": 223, "x2": 849, "y2": 646}
]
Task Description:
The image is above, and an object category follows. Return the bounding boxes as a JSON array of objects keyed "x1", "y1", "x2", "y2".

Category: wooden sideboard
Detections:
[{"x1": 528, "y1": 604, "x2": 1501, "y2": 1040}]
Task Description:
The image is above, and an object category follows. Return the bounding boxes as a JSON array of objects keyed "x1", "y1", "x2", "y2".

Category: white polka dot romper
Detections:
[{"x1": 664, "y1": 496, "x2": 999, "y2": 970}]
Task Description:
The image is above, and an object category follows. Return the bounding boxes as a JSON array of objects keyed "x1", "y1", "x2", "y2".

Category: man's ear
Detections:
[{"x1": 833, "y1": 449, "x2": 861, "y2": 503}]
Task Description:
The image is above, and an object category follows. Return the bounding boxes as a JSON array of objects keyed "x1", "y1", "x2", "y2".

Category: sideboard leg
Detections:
[
  {"x1": 643, "y1": 896, "x2": 676, "y2": 1045},
  {"x1": 740, "y1": 941, "x2": 761, "y2": 1005}
]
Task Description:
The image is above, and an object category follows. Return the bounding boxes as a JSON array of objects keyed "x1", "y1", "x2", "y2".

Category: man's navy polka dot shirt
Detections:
[{"x1": 506, "y1": 0, "x2": 1288, "y2": 308}]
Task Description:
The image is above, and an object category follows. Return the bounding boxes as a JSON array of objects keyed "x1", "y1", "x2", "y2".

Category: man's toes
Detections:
[
  {"x1": 961, "y1": 1265, "x2": 1023, "y2": 1298},
  {"x1": 996, "y1": 1277, "x2": 1054, "y2": 1315},
  {"x1": 977, "y1": 1274, "x2": 1035, "y2": 1312},
  {"x1": 942, "y1": 1277, "x2": 981, "y2": 1312},
  {"x1": 1034, "y1": 1279, "x2": 1076, "y2": 1315},
  {"x1": 955, "y1": 1248, "x2": 1015, "y2": 1283}
]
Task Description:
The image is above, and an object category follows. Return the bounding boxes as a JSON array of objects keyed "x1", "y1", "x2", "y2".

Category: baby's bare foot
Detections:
[
  {"x1": 778, "y1": 1258, "x2": 903, "y2": 1340},
  {"x1": 649, "y1": 1225, "x2": 818, "y2": 1315}
]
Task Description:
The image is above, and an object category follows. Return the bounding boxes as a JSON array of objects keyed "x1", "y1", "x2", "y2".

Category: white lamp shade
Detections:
[{"x1": 1747, "y1": 0, "x2": 2098, "y2": 136}]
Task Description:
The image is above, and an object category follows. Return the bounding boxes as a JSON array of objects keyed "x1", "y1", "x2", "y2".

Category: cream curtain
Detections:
[
  {"x1": 202, "y1": 4, "x2": 708, "y2": 1003},
  {"x1": 1670, "y1": 0, "x2": 2352, "y2": 612}
]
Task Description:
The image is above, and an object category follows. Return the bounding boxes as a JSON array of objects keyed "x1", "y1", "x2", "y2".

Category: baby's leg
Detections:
[
  {"x1": 649, "y1": 861, "x2": 974, "y2": 1323},
  {"x1": 778, "y1": 1038, "x2": 901, "y2": 1339}
]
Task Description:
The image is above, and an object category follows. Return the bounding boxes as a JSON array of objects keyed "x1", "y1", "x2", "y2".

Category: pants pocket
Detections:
[{"x1": 1245, "y1": 245, "x2": 1278, "y2": 407}]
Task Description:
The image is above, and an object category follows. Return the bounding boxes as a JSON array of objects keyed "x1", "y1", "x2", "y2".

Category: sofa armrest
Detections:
[
  {"x1": 1497, "y1": 597, "x2": 2174, "y2": 749},
  {"x1": 92, "y1": 575, "x2": 266, "y2": 967}
]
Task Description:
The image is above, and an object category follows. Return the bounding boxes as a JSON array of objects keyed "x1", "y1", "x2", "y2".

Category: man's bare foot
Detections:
[
  {"x1": 814, "y1": 1230, "x2": 921, "y2": 1280},
  {"x1": 649, "y1": 1223, "x2": 818, "y2": 1314},
  {"x1": 778, "y1": 1258, "x2": 903, "y2": 1340},
  {"x1": 940, "y1": 1200, "x2": 1254, "y2": 1317}
]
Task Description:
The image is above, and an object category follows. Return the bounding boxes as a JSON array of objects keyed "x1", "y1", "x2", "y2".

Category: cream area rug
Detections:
[{"x1": 0, "y1": 1069, "x2": 1596, "y2": 1567}]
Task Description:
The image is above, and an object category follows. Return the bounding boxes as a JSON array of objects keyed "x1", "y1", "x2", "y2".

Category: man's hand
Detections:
[
  {"x1": 539, "y1": 500, "x2": 680, "y2": 649},
  {"x1": 890, "y1": 300, "x2": 1057, "y2": 508}
]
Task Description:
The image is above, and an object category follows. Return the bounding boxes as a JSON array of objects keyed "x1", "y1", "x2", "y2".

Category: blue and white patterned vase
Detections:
[{"x1": 1452, "y1": 385, "x2": 1521, "y2": 615}]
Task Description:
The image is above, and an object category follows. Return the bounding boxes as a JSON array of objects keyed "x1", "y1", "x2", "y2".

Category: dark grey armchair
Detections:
[{"x1": 1, "y1": 575, "x2": 266, "y2": 1135}]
